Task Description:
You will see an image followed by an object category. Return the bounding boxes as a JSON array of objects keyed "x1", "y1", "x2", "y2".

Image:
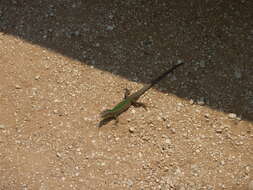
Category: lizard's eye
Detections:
[{"x1": 100, "y1": 109, "x2": 112, "y2": 117}]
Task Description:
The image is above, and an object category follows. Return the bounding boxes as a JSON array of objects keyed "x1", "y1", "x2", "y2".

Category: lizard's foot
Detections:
[
  {"x1": 133, "y1": 102, "x2": 147, "y2": 110},
  {"x1": 114, "y1": 116, "x2": 119, "y2": 125},
  {"x1": 124, "y1": 88, "x2": 130, "y2": 99}
]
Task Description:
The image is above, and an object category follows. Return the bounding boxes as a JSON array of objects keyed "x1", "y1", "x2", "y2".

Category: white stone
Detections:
[{"x1": 228, "y1": 113, "x2": 237, "y2": 119}]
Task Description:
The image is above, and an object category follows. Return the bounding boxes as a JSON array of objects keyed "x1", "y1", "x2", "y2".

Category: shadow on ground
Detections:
[{"x1": 1, "y1": 0, "x2": 252, "y2": 121}]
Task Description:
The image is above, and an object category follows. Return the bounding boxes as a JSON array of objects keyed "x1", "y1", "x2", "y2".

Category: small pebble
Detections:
[
  {"x1": 215, "y1": 128, "x2": 223, "y2": 134},
  {"x1": 234, "y1": 70, "x2": 242, "y2": 79},
  {"x1": 106, "y1": 25, "x2": 114, "y2": 31},
  {"x1": 129, "y1": 127, "x2": 135, "y2": 133},
  {"x1": 171, "y1": 128, "x2": 176, "y2": 134},
  {"x1": 0, "y1": 124, "x2": 6, "y2": 129},
  {"x1": 165, "y1": 138, "x2": 171, "y2": 144},
  {"x1": 108, "y1": 14, "x2": 114, "y2": 19},
  {"x1": 178, "y1": 102, "x2": 183, "y2": 107},
  {"x1": 199, "y1": 60, "x2": 206, "y2": 68},
  {"x1": 189, "y1": 99, "x2": 194, "y2": 105},
  {"x1": 131, "y1": 109, "x2": 136, "y2": 114},
  {"x1": 177, "y1": 59, "x2": 183, "y2": 64},
  {"x1": 127, "y1": 179, "x2": 133, "y2": 187},
  {"x1": 166, "y1": 123, "x2": 171, "y2": 128},
  {"x1": 35, "y1": 75, "x2": 40, "y2": 80},
  {"x1": 228, "y1": 113, "x2": 237, "y2": 119},
  {"x1": 15, "y1": 85, "x2": 21, "y2": 89},
  {"x1": 56, "y1": 152, "x2": 62, "y2": 158},
  {"x1": 74, "y1": 30, "x2": 80, "y2": 36},
  {"x1": 49, "y1": 12, "x2": 54, "y2": 17},
  {"x1": 54, "y1": 99, "x2": 61, "y2": 103},
  {"x1": 204, "y1": 113, "x2": 210, "y2": 118},
  {"x1": 197, "y1": 97, "x2": 205, "y2": 105},
  {"x1": 75, "y1": 172, "x2": 80, "y2": 176},
  {"x1": 115, "y1": 137, "x2": 120, "y2": 141}
]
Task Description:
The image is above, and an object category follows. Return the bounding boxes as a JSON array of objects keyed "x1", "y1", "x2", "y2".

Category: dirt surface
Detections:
[{"x1": 0, "y1": 1, "x2": 253, "y2": 190}]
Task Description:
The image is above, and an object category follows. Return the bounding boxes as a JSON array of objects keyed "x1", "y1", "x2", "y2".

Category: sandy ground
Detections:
[{"x1": 0, "y1": 1, "x2": 253, "y2": 190}]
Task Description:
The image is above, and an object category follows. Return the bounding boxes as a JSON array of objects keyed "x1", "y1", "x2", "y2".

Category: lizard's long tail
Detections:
[
  {"x1": 132, "y1": 62, "x2": 185, "y2": 98},
  {"x1": 150, "y1": 62, "x2": 185, "y2": 87}
]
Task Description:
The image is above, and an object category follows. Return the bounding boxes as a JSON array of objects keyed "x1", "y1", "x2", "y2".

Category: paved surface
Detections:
[{"x1": 0, "y1": 1, "x2": 252, "y2": 189}]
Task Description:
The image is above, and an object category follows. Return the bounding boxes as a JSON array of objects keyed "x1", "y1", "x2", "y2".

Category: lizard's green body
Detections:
[{"x1": 99, "y1": 62, "x2": 184, "y2": 126}]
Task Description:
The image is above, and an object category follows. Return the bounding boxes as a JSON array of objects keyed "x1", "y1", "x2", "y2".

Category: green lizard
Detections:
[{"x1": 98, "y1": 62, "x2": 185, "y2": 127}]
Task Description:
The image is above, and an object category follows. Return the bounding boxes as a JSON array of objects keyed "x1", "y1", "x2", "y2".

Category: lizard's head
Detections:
[{"x1": 100, "y1": 109, "x2": 113, "y2": 119}]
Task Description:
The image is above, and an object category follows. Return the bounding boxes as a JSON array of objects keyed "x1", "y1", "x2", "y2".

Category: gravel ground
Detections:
[{"x1": 0, "y1": 1, "x2": 253, "y2": 190}]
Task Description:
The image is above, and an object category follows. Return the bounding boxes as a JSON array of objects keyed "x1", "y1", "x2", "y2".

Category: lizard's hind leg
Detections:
[{"x1": 133, "y1": 102, "x2": 147, "y2": 110}]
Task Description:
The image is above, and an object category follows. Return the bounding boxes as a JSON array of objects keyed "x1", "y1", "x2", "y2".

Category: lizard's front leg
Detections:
[
  {"x1": 124, "y1": 88, "x2": 130, "y2": 99},
  {"x1": 114, "y1": 116, "x2": 119, "y2": 125}
]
